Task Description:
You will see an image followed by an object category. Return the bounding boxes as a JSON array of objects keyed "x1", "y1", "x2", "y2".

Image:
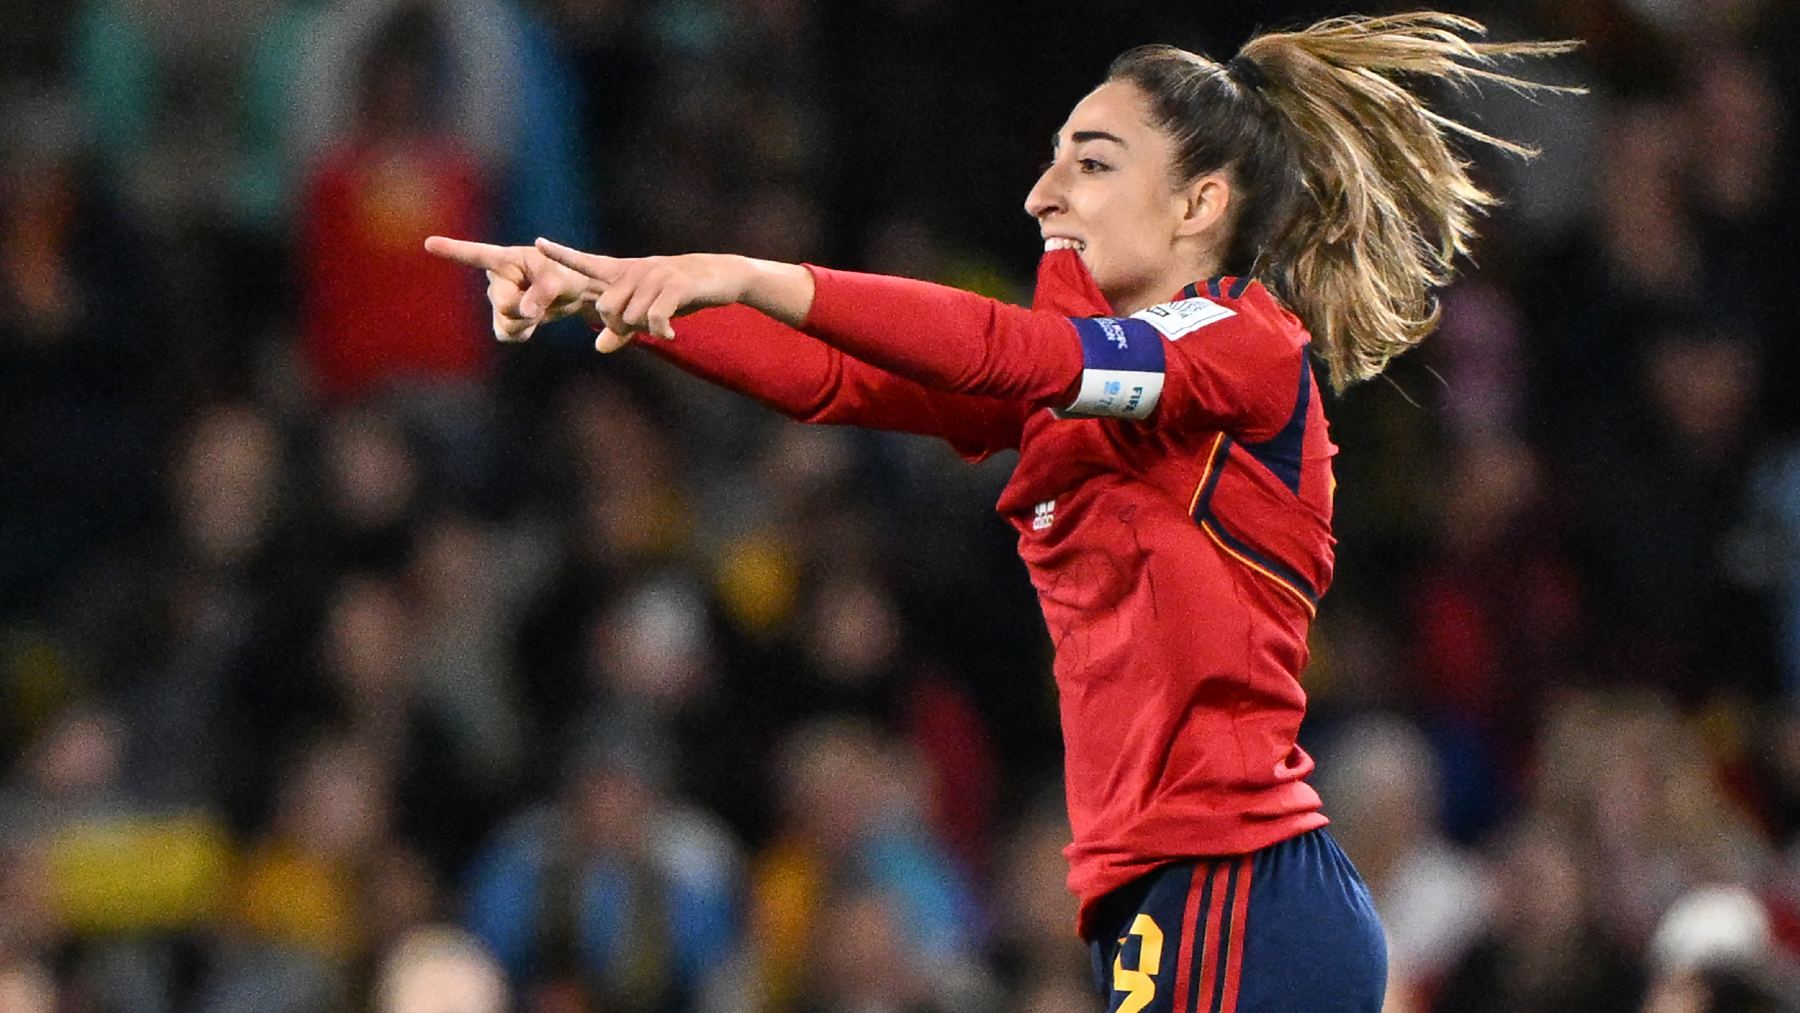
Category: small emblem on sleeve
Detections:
[
  {"x1": 1131, "y1": 298, "x2": 1236, "y2": 340},
  {"x1": 1033, "y1": 499, "x2": 1056, "y2": 531},
  {"x1": 1099, "y1": 318, "x2": 1129, "y2": 349}
]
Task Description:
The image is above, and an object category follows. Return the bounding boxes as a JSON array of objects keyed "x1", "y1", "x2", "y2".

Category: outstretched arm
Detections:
[
  {"x1": 422, "y1": 237, "x2": 1026, "y2": 458},
  {"x1": 532, "y1": 240, "x2": 1085, "y2": 409},
  {"x1": 533, "y1": 241, "x2": 1310, "y2": 436},
  {"x1": 649, "y1": 305, "x2": 1027, "y2": 460}
]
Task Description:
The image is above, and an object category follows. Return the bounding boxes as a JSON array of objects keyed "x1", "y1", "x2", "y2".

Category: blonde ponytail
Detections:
[{"x1": 1109, "y1": 14, "x2": 1581, "y2": 390}]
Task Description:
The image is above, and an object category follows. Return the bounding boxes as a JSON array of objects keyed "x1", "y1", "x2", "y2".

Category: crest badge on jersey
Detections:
[{"x1": 1131, "y1": 298, "x2": 1236, "y2": 341}]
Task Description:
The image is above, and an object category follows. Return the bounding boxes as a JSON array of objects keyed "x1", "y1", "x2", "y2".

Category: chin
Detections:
[
  {"x1": 1090, "y1": 267, "x2": 1142, "y2": 307},
  {"x1": 1084, "y1": 261, "x2": 1123, "y2": 294}
]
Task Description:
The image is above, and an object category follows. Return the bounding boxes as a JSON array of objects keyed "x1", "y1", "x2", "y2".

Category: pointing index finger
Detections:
[
  {"x1": 535, "y1": 238, "x2": 624, "y2": 287},
  {"x1": 425, "y1": 236, "x2": 513, "y2": 273}
]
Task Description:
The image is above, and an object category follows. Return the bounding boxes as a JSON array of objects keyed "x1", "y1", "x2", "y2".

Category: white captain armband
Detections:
[{"x1": 1055, "y1": 316, "x2": 1167, "y2": 420}]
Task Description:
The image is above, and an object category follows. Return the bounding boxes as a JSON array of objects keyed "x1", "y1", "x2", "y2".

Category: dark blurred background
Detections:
[{"x1": 1, "y1": 0, "x2": 1798, "y2": 1010}]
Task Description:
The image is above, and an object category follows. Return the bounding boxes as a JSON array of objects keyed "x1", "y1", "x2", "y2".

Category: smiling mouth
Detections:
[{"x1": 1044, "y1": 237, "x2": 1087, "y2": 253}]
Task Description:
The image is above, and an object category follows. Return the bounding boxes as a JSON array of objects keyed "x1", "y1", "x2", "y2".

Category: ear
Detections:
[{"x1": 1174, "y1": 172, "x2": 1231, "y2": 240}]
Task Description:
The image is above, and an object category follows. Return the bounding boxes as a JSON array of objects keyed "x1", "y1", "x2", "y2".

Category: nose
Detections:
[{"x1": 1024, "y1": 162, "x2": 1063, "y2": 222}]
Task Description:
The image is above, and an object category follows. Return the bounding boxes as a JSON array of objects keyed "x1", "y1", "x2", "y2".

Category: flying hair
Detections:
[{"x1": 1109, "y1": 13, "x2": 1583, "y2": 391}]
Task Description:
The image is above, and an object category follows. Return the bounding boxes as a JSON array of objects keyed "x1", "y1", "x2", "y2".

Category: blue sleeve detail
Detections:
[
  {"x1": 1070, "y1": 317, "x2": 1167, "y2": 374},
  {"x1": 1241, "y1": 353, "x2": 1311, "y2": 494}
]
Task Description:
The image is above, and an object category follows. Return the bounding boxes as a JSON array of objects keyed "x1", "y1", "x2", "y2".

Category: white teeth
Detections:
[{"x1": 1044, "y1": 237, "x2": 1086, "y2": 252}]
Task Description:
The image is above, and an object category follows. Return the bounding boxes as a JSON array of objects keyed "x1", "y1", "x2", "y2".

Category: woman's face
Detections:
[{"x1": 1025, "y1": 80, "x2": 1200, "y2": 315}]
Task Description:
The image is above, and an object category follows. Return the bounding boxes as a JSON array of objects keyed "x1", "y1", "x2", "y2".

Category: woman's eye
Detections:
[{"x1": 1078, "y1": 158, "x2": 1109, "y2": 173}]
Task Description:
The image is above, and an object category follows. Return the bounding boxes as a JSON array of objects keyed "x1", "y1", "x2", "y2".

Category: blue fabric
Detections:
[
  {"x1": 857, "y1": 824, "x2": 983, "y2": 962},
  {"x1": 1241, "y1": 354, "x2": 1312, "y2": 495},
  {"x1": 667, "y1": 873, "x2": 738, "y2": 979},
  {"x1": 1071, "y1": 317, "x2": 1168, "y2": 376},
  {"x1": 462, "y1": 819, "x2": 549, "y2": 979},
  {"x1": 462, "y1": 811, "x2": 738, "y2": 989},
  {"x1": 1087, "y1": 861, "x2": 1207, "y2": 1013},
  {"x1": 499, "y1": 4, "x2": 598, "y2": 250},
  {"x1": 1086, "y1": 830, "x2": 1385, "y2": 1012},
  {"x1": 579, "y1": 860, "x2": 634, "y2": 972},
  {"x1": 1236, "y1": 829, "x2": 1386, "y2": 1012}
]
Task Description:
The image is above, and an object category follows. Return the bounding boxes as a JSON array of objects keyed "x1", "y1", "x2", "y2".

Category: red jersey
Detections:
[
  {"x1": 645, "y1": 250, "x2": 1335, "y2": 936},
  {"x1": 300, "y1": 139, "x2": 490, "y2": 402}
]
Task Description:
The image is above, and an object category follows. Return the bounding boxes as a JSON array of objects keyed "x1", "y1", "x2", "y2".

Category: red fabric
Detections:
[
  {"x1": 647, "y1": 303, "x2": 1029, "y2": 462},
  {"x1": 1172, "y1": 867, "x2": 1207, "y2": 1013},
  {"x1": 643, "y1": 252, "x2": 1334, "y2": 937},
  {"x1": 1196, "y1": 862, "x2": 1229, "y2": 1010},
  {"x1": 982, "y1": 259, "x2": 1332, "y2": 937},
  {"x1": 299, "y1": 139, "x2": 489, "y2": 403},
  {"x1": 1219, "y1": 858, "x2": 1254, "y2": 1013},
  {"x1": 799, "y1": 265, "x2": 1086, "y2": 403},
  {"x1": 905, "y1": 674, "x2": 998, "y2": 876}
]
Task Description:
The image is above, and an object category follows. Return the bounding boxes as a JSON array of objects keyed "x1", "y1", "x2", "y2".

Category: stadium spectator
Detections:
[
  {"x1": 204, "y1": 734, "x2": 391, "y2": 1011},
  {"x1": 1315, "y1": 715, "x2": 1494, "y2": 1008},
  {"x1": 295, "y1": 4, "x2": 490, "y2": 406},
  {"x1": 373, "y1": 925, "x2": 509, "y2": 1013},
  {"x1": 1404, "y1": 435, "x2": 1583, "y2": 835},
  {"x1": 746, "y1": 716, "x2": 982, "y2": 1011},
  {"x1": 463, "y1": 709, "x2": 740, "y2": 1010},
  {"x1": 0, "y1": 89, "x2": 168, "y2": 611},
  {"x1": 404, "y1": 512, "x2": 526, "y2": 788},
  {"x1": 987, "y1": 802, "x2": 1094, "y2": 1011},
  {"x1": 1433, "y1": 819, "x2": 1645, "y2": 1012}
]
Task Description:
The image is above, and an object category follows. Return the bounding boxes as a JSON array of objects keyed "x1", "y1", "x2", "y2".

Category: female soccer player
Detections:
[{"x1": 429, "y1": 13, "x2": 1575, "y2": 1012}]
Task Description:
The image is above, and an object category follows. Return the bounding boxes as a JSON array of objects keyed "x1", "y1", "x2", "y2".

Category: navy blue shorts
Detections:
[{"x1": 1086, "y1": 829, "x2": 1386, "y2": 1013}]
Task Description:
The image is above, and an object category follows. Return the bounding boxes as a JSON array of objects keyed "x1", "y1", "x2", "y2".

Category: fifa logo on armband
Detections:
[
  {"x1": 1033, "y1": 499, "x2": 1056, "y2": 531},
  {"x1": 1099, "y1": 318, "x2": 1128, "y2": 349}
]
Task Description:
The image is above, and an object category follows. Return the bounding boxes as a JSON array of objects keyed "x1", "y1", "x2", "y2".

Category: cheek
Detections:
[{"x1": 1088, "y1": 197, "x2": 1162, "y2": 275}]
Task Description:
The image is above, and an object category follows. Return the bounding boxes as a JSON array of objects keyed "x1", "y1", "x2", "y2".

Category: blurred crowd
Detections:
[{"x1": 1, "y1": 0, "x2": 1799, "y2": 1010}]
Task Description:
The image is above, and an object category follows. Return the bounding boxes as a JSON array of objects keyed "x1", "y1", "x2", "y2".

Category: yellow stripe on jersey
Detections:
[
  {"x1": 1188, "y1": 432, "x2": 1230, "y2": 515},
  {"x1": 1199, "y1": 520, "x2": 1319, "y2": 617}
]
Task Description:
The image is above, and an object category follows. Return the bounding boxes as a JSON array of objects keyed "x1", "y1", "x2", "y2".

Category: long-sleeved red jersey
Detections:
[{"x1": 644, "y1": 250, "x2": 1335, "y2": 937}]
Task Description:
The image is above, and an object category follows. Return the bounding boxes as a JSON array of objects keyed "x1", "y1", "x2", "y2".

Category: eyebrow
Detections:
[{"x1": 1051, "y1": 130, "x2": 1129, "y2": 151}]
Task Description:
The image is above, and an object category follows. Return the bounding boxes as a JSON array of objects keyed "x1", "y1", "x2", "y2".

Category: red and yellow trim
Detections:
[
  {"x1": 1188, "y1": 431, "x2": 1320, "y2": 616},
  {"x1": 1188, "y1": 432, "x2": 1230, "y2": 515},
  {"x1": 1199, "y1": 520, "x2": 1319, "y2": 618}
]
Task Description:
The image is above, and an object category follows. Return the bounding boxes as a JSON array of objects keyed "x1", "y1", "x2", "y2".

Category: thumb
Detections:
[{"x1": 594, "y1": 326, "x2": 632, "y2": 354}]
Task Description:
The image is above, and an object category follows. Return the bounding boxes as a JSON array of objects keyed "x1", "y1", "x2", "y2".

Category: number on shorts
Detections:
[{"x1": 1111, "y1": 913, "x2": 1165, "y2": 1013}]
